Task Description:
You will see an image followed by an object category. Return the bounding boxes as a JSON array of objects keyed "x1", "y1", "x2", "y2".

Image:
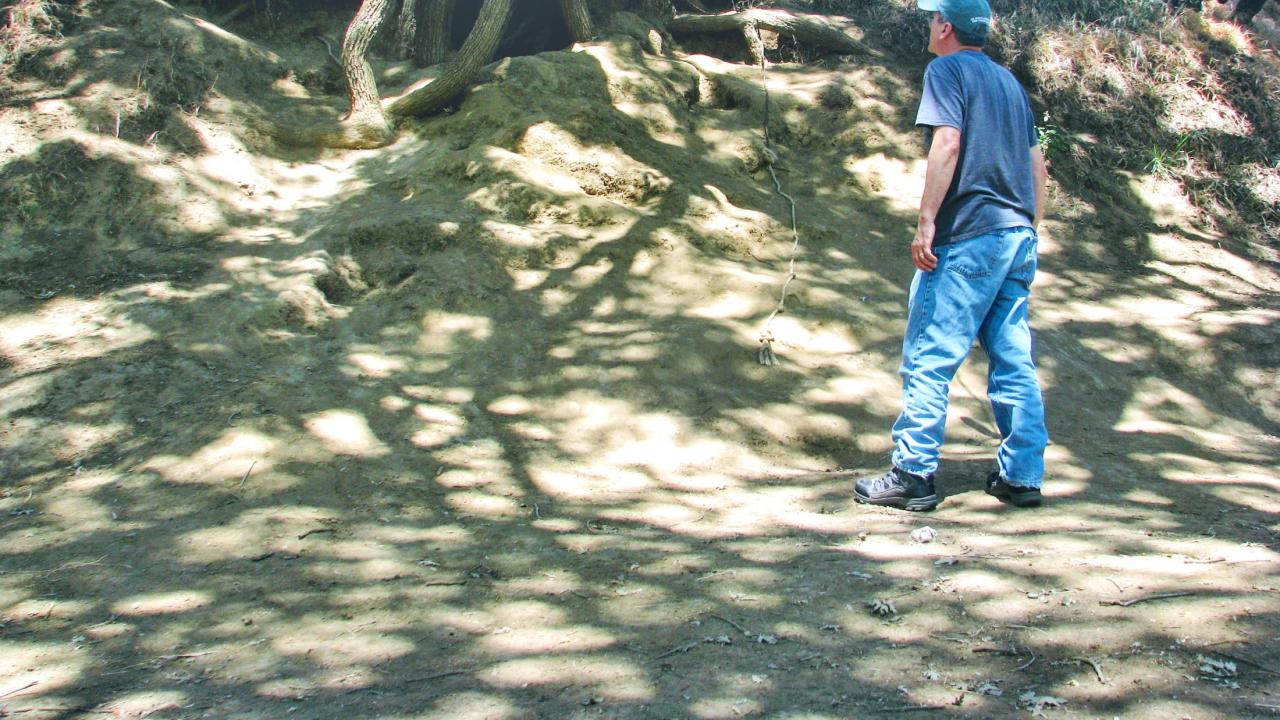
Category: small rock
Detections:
[
  {"x1": 975, "y1": 681, "x2": 1002, "y2": 696},
  {"x1": 1018, "y1": 691, "x2": 1066, "y2": 710},
  {"x1": 868, "y1": 598, "x2": 897, "y2": 617},
  {"x1": 1197, "y1": 655, "x2": 1237, "y2": 678},
  {"x1": 910, "y1": 527, "x2": 937, "y2": 544}
]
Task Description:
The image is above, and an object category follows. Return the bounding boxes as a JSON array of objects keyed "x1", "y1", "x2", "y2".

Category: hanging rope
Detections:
[{"x1": 753, "y1": 25, "x2": 802, "y2": 367}]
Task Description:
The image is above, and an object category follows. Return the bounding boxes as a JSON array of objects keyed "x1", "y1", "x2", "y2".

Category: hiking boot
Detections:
[
  {"x1": 854, "y1": 467, "x2": 939, "y2": 512},
  {"x1": 985, "y1": 472, "x2": 1042, "y2": 507}
]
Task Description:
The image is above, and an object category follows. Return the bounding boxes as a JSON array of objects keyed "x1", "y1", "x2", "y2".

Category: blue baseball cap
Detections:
[{"x1": 918, "y1": 0, "x2": 993, "y2": 43}]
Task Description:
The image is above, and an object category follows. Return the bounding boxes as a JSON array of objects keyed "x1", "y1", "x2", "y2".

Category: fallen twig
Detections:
[
  {"x1": 0, "y1": 680, "x2": 38, "y2": 698},
  {"x1": 1017, "y1": 648, "x2": 1037, "y2": 671},
  {"x1": 33, "y1": 556, "x2": 108, "y2": 578},
  {"x1": 707, "y1": 614, "x2": 750, "y2": 637},
  {"x1": 402, "y1": 668, "x2": 475, "y2": 684},
  {"x1": 652, "y1": 639, "x2": 703, "y2": 661},
  {"x1": 652, "y1": 635, "x2": 733, "y2": 662},
  {"x1": 239, "y1": 460, "x2": 255, "y2": 492},
  {"x1": 1001, "y1": 624, "x2": 1049, "y2": 634},
  {"x1": 870, "y1": 705, "x2": 947, "y2": 712},
  {"x1": 3, "y1": 708, "x2": 110, "y2": 715},
  {"x1": 972, "y1": 646, "x2": 1019, "y2": 656},
  {"x1": 1072, "y1": 656, "x2": 1108, "y2": 684},
  {"x1": 1100, "y1": 592, "x2": 1193, "y2": 607},
  {"x1": 672, "y1": 513, "x2": 706, "y2": 528},
  {"x1": 158, "y1": 652, "x2": 214, "y2": 661},
  {"x1": 298, "y1": 527, "x2": 335, "y2": 540}
]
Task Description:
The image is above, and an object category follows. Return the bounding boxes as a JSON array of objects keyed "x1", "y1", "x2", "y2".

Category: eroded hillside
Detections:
[{"x1": 1, "y1": 2, "x2": 1278, "y2": 718}]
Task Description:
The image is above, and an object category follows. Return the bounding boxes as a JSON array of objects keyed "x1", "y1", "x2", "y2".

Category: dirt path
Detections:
[{"x1": 1, "y1": 3, "x2": 1277, "y2": 718}]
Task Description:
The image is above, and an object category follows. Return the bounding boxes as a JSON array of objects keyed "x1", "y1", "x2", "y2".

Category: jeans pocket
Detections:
[
  {"x1": 1010, "y1": 235, "x2": 1038, "y2": 284},
  {"x1": 942, "y1": 239, "x2": 998, "y2": 280}
]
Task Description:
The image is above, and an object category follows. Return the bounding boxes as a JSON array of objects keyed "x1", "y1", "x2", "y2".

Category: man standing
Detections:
[{"x1": 854, "y1": 0, "x2": 1049, "y2": 511}]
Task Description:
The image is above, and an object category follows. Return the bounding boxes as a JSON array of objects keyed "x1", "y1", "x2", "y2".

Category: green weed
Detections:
[
  {"x1": 1037, "y1": 112, "x2": 1071, "y2": 160},
  {"x1": 1146, "y1": 129, "x2": 1203, "y2": 178}
]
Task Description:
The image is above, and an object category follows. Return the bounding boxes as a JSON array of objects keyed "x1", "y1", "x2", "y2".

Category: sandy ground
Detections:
[{"x1": 0, "y1": 2, "x2": 1278, "y2": 718}]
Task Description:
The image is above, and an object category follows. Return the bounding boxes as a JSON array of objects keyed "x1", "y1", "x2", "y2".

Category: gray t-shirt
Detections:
[{"x1": 915, "y1": 50, "x2": 1038, "y2": 246}]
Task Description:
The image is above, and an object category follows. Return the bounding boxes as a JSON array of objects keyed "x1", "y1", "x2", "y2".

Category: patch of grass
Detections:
[
  {"x1": 1147, "y1": 129, "x2": 1204, "y2": 178},
  {"x1": 0, "y1": 0, "x2": 80, "y2": 82}
]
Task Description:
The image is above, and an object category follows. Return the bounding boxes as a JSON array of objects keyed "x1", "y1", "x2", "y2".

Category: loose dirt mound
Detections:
[{"x1": 1, "y1": 3, "x2": 1277, "y2": 719}]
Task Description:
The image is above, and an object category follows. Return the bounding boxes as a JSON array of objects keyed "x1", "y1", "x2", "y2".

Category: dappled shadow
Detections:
[{"x1": 1, "y1": 4, "x2": 1278, "y2": 720}]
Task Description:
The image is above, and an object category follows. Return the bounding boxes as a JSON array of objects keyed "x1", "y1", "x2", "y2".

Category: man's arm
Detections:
[
  {"x1": 1030, "y1": 144, "x2": 1048, "y2": 230},
  {"x1": 914, "y1": 125, "x2": 961, "y2": 272}
]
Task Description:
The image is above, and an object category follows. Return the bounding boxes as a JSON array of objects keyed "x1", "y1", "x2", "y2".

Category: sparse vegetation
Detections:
[
  {"x1": 1037, "y1": 111, "x2": 1071, "y2": 161},
  {"x1": 1, "y1": 0, "x2": 61, "y2": 80},
  {"x1": 0, "y1": 2, "x2": 1277, "y2": 719}
]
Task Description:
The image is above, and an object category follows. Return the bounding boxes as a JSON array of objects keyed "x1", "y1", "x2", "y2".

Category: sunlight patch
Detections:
[
  {"x1": 421, "y1": 692, "x2": 517, "y2": 720},
  {"x1": 480, "y1": 625, "x2": 615, "y2": 656},
  {"x1": 531, "y1": 467, "x2": 651, "y2": 498},
  {"x1": 306, "y1": 409, "x2": 389, "y2": 458},
  {"x1": 142, "y1": 429, "x2": 276, "y2": 484},
  {"x1": 3, "y1": 598, "x2": 94, "y2": 622},
  {"x1": 483, "y1": 655, "x2": 651, "y2": 699},
  {"x1": 0, "y1": 298, "x2": 153, "y2": 372},
  {"x1": 446, "y1": 491, "x2": 523, "y2": 518},
  {"x1": 99, "y1": 690, "x2": 189, "y2": 718},
  {"x1": 346, "y1": 351, "x2": 408, "y2": 378},
  {"x1": 272, "y1": 622, "x2": 415, "y2": 665},
  {"x1": 113, "y1": 591, "x2": 211, "y2": 616},
  {"x1": 418, "y1": 312, "x2": 493, "y2": 354}
]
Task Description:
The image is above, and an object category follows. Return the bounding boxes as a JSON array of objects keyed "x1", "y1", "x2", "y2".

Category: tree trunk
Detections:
[
  {"x1": 395, "y1": 0, "x2": 418, "y2": 59},
  {"x1": 415, "y1": 0, "x2": 454, "y2": 66},
  {"x1": 385, "y1": 0, "x2": 512, "y2": 118},
  {"x1": 743, "y1": 19, "x2": 764, "y2": 67},
  {"x1": 668, "y1": 9, "x2": 881, "y2": 58},
  {"x1": 560, "y1": 0, "x2": 594, "y2": 42},
  {"x1": 340, "y1": 0, "x2": 396, "y2": 146}
]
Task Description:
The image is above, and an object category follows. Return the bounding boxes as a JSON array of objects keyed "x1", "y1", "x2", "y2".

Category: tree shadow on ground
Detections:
[{"x1": 1, "y1": 7, "x2": 1277, "y2": 720}]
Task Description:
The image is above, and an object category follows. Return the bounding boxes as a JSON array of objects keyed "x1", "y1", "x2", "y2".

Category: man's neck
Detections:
[{"x1": 938, "y1": 45, "x2": 984, "y2": 56}]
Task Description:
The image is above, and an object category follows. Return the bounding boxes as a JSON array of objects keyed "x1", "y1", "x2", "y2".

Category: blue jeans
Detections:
[{"x1": 890, "y1": 226, "x2": 1048, "y2": 488}]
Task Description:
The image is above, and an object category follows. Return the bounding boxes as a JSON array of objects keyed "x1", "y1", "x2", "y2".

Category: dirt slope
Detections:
[{"x1": 1, "y1": 2, "x2": 1278, "y2": 719}]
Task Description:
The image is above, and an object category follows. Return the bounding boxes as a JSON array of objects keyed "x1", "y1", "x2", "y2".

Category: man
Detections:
[{"x1": 854, "y1": 0, "x2": 1049, "y2": 511}]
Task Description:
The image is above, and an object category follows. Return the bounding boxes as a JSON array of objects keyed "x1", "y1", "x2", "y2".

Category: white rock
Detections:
[{"x1": 910, "y1": 526, "x2": 937, "y2": 543}]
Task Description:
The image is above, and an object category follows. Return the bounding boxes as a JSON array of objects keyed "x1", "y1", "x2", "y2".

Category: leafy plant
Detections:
[{"x1": 1037, "y1": 112, "x2": 1071, "y2": 160}]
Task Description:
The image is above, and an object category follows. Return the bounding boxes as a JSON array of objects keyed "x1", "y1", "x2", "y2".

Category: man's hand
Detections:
[{"x1": 913, "y1": 221, "x2": 938, "y2": 271}]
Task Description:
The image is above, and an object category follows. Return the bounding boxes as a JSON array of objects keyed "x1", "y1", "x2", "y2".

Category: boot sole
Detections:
[
  {"x1": 854, "y1": 490, "x2": 940, "y2": 512},
  {"x1": 985, "y1": 488, "x2": 1042, "y2": 508}
]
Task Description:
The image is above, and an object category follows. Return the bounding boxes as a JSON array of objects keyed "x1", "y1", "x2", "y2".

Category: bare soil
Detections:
[{"x1": 1, "y1": 3, "x2": 1277, "y2": 719}]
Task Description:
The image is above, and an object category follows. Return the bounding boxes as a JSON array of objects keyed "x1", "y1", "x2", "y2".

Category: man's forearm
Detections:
[
  {"x1": 919, "y1": 127, "x2": 961, "y2": 228},
  {"x1": 1030, "y1": 146, "x2": 1047, "y2": 229}
]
